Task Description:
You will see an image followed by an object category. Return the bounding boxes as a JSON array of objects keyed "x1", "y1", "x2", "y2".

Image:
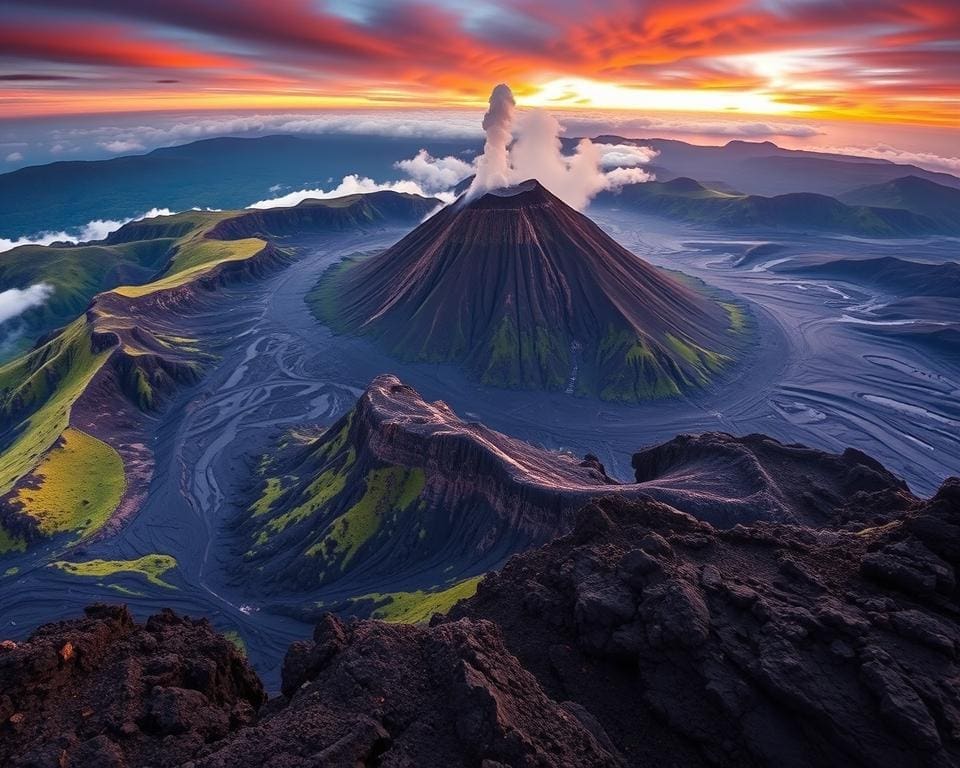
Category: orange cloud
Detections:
[{"x1": 0, "y1": 0, "x2": 956, "y2": 125}]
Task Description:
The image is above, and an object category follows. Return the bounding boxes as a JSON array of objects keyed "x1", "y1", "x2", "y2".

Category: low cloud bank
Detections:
[
  {"x1": 247, "y1": 175, "x2": 455, "y2": 210},
  {"x1": 395, "y1": 150, "x2": 474, "y2": 193},
  {"x1": 561, "y1": 115, "x2": 822, "y2": 139},
  {"x1": 0, "y1": 283, "x2": 54, "y2": 324},
  {"x1": 0, "y1": 208, "x2": 174, "y2": 254},
  {"x1": 816, "y1": 144, "x2": 960, "y2": 175},
  {"x1": 99, "y1": 139, "x2": 147, "y2": 154}
]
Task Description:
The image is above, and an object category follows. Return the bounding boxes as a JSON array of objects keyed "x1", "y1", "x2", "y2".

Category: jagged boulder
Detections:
[
  {"x1": 199, "y1": 615, "x2": 622, "y2": 767},
  {"x1": 0, "y1": 605, "x2": 264, "y2": 768},
  {"x1": 453, "y1": 488, "x2": 960, "y2": 767}
]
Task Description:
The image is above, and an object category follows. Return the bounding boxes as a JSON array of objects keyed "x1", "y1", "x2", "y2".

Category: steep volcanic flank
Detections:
[
  {"x1": 234, "y1": 374, "x2": 619, "y2": 597},
  {"x1": 237, "y1": 376, "x2": 915, "y2": 605},
  {"x1": 314, "y1": 180, "x2": 739, "y2": 400}
]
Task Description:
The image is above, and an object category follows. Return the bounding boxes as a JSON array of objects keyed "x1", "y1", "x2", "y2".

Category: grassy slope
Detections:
[
  {"x1": 616, "y1": 179, "x2": 934, "y2": 235},
  {"x1": 243, "y1": 412, "x2": 444, "y2": 591},
  {"x1": 0, "y1": 214, "x2": 270, "y2": 553},
  {"x1": 0, "y1": 238, "x2": 175, "y2": 358},
  {"x1": 112, "y1": 236, "x2": 265, "y2": 298},
  {"x1": 0, "y1": 319, "x2": 111, "y2": 496}
]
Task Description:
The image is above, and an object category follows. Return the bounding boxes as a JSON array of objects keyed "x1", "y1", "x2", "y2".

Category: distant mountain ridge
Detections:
[
  {"x1": 0, "y1": 134, "x2": 477, "y2": 238},
  {"x1": 840, "y1": 175, "x2": 960, "y2": 228},
  {"x1": 4, "y1": 133, "x2": 959, "y2": 239},
  {"x1": 598, "y1": 176, "x2": 954, "y2": 236},
  {"x1": 587, "y1": 136, "x2": 960, "y2": 197}
]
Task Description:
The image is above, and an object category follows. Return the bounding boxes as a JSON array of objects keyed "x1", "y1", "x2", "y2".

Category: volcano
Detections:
[{"x1": 314, "y1": 179, "x2": 739, "y2": 400}]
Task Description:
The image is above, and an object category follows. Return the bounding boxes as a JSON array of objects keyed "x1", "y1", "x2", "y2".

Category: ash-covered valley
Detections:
[
  {"x1": 1, "y1": 194, "x2": 957, "y2": 691},
  {"x1": 0, "y1": 105, "x2": 958, "y2": 766}
]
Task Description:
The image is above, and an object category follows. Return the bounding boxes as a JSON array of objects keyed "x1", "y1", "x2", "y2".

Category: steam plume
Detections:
[
  {"x1": 466, "y1": 84, "x2": 656, "y2": 209},
  {"x1": 468, "y1": 84, "x2": 516, "y2": 196}
]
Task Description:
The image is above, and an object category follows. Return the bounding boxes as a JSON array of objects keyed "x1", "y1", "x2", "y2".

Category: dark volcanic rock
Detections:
[
  {"x1": 315, "y1": 180, "x2": 738, "y2": 400},
  {"x1": 2, "y1": 457, "x2": 957, "y2": 767},
  {"x1": 0, "y1": 605, "x2": 264, "y2": 768},
  {"x1": 198, "y1": 616, "x2": 621, "y2": 768},
  {"x1": 632, "y1": 431, "x2": 915, "y2": 527},
  {"x1": 451, "y1": 488, "x2": 960, "y2": 767},
  {"x1": 235, "y1": 374, "x2": 621, "y2": 595}
]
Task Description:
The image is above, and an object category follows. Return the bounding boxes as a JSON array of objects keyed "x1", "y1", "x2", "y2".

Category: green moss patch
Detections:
[
  {"x1": 357, "y1": 575, "x2": 483, "y2": 624},
  {"x1": 12, "y1": 427, "x2": 125, "y2": 540},
  {"x1": 721, "y1": 302, "x2": 746, "y2": 333},
  {"x1": 51, "y1": 554, "x2": 177, "y2": 588},
  {"x1": 307, "y1": 466, "x2": 425, "y2": 565},
  {"x1": 223, "y1": 630, "x2": 247, "y2": 656},
  {"x1": 0, "y1": 529, "x2": 26, "y2": 555}
]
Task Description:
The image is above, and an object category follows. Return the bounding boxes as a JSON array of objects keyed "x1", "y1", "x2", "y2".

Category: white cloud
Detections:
[
  {"x1": 247, "y1": 174, "x2": 451, "y2": 209},
  {"x1": 58, "y1": 112, "x2": 484, "y2": 157},
  {"x1": 0, "y1": 208, "x2": 175, "y2": 254},
  {"x1": 5, "y1": 152, "x2": 23, "y2": 163},
  {"x1": 99, "y1": 139, "x2": 147, "y2": 153},
  {"x1": 0, "y1": 283, "x2": 54, "y2": 324},
  {"x1": 603, "y1": 166, "x2": 655, "y2": 187},
  {"x1": 595, "y1": 143, "x2": 660, "y2": 168},
  {"x1": 814, "y1": 143, "x2": 960, "y2": 176},
  {"x1": 394, "y1": 149, "x2": 474, "y2": 193}
]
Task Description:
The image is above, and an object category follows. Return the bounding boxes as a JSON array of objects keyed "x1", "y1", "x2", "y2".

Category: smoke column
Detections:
[
  {"x1": 466, "y1": 83, "x2": 655, "y2": 209},
  {"x1": 468, "y1": 84, "x2": 515, "y2": 197}
]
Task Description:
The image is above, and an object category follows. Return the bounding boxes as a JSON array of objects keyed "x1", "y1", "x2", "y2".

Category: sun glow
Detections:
[{"x1": 523, "y1": 78, "x2": 813, "y2": 116}]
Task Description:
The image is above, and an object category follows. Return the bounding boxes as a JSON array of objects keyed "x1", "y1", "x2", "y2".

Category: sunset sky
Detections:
[{"x1": 1, "y1": 0, "x2": 958, "y2": 168}]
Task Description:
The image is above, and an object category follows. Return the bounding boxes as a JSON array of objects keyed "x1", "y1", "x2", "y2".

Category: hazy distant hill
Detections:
[
  {"x1": 0, "y1": 134, "x2": 479, "y2": 238},
  {"x1": 590, "y1": 136, "x2": 960, "y2": 197},
  {"x1": 839, "y1": 176, "x2": 960, "y2": 228},
  {"x1": 599, "y1": 177, "x2": 948, "y2": 236}
]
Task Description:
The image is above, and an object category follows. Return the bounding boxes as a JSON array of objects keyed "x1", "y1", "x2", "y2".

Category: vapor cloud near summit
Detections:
[{"x1": 467, "y1": 84, "x2": 655, "y2": 209}]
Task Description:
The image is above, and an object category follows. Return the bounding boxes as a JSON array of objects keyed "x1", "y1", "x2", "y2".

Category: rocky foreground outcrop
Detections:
[
  {"x1": 2, "y1": 455, "x2": 957, "y2": 766},
  {"x1": 0, "y1": 607, "x2": 618, "y2": 767},
  {"x1": 452, "y1": 481, "x2": 960, "y2": 767},
  {"x1": 0, "y1": 605, "x2": 264, "y2": 768}
]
